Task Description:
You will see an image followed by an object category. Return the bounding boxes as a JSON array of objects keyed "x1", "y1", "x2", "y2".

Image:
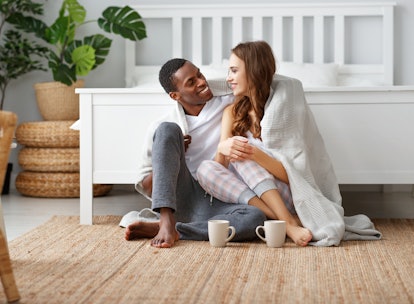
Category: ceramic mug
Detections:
[
  {"x1": 256, "y1": 220, "x2": 286, "y2": 248},
  {"x1": 208, "y1": 220, "x2": 236, "y2": 247}
]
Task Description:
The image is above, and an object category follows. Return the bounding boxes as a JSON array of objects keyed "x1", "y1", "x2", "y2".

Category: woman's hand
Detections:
[{"x1": 218, "y1": 136, "x2": 253, "y2": 162}]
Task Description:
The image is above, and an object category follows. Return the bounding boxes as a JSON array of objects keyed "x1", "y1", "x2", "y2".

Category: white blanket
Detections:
[{"x1": 261, "y1": 75, "x2": 381, "y2": 246}]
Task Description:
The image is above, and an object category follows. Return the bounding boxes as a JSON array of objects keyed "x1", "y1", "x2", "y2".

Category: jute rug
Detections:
[{"x1": 3, "y1": 216, "x2": 414, "y2": 304}]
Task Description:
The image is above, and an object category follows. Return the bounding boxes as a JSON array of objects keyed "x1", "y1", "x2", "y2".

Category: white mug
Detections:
[
  {"x1": 256, "y1": 220, "x2": 286, "y2": 248},
  {"x1": 208, "y1": 220, "x2": 236, "y2": 247}
]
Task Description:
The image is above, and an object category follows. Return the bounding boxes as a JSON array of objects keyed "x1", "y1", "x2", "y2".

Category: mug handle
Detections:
[
  {"x1": 255, "y1": 226, "x2": 266, "y2": 242},
  {"x1": 226, "y1": 226, "x2": 236, "y2": 242}
]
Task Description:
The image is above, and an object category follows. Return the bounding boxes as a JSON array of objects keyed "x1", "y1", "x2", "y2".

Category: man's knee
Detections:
[
  {"x1": 156, "y1": 121, "x2": 181, "y2": 135},
  {"x1": 154, "y1": 122, "x2": 182, "y2": 143}
]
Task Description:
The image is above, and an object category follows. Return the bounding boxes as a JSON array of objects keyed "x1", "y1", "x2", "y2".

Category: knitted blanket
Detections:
[{"x1": 261, "y1": 75, "x2": 381, "y2": 246}]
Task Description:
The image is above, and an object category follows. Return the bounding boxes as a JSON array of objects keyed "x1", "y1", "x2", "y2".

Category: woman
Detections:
[{"x1": 196, "y1": 41, "x2": 312, "y2": 246}]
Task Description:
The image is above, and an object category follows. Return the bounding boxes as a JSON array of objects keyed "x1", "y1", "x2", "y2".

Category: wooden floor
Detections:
[{"x1": 1, "y1": 185, "x2": 414, "y2": 241}]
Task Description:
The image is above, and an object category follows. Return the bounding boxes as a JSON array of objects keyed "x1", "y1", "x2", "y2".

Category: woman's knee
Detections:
[{"x1": 197, "y1": 160, "x2": 220, "y2": 181}]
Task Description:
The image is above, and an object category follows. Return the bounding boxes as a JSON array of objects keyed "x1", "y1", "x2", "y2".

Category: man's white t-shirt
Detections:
[{"x1": 185, "y1": 94, "x2": 233, "y2": 178}]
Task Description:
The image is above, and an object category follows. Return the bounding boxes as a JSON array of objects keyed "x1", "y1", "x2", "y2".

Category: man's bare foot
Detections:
[
  {"x1": 150, "y1": 208, "x2": 180, "y2": 248},
  {"x1": 125, "y1": 221, "x2": 159, "y2": 240},
  {"x1": 286, "y1": 225, "x2": 313, "y2": 246},
  {"x1": 151, "y1": 224, "x2": 179, "y2": 248}
]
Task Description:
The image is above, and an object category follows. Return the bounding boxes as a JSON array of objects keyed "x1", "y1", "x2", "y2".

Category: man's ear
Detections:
[{"x1": 169, "y1": 91, "x2": 180, "y2": 101}]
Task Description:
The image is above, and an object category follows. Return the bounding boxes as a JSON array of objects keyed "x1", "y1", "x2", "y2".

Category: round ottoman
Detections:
[
  {"x1": 18, "y1": 148, "x2": 80, "y2": 172},
  {"x1": 15, "y1": 121, "x2": 79, "y2": 148},
  {"x1": 15, "y1": 120, "x2": 112, "y2": 198},
  {"x1": 16, "y1": 172, "x2": 113, "y2": 198}
]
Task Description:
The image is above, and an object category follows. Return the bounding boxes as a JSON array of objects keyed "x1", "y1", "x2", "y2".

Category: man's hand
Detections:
[
  {"x1": 218, "y1": 136, "x2": 253, "y2": 161},
  {"x1": 184, "y1": 134, "x2": 191, "y2": 152}
]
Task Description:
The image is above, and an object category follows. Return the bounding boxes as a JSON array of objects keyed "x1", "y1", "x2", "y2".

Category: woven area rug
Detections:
[{"x1": 3, "y1": 216, "x2": 414, "y2": 304}]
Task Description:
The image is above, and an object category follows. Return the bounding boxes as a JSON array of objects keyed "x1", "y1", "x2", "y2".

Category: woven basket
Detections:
[
  {"x1": 18, "y1": 148, "x2": 79, "y2": 172},
  {"x1": 15, "y1": 121, "x2": 79, "y2": 148},
  {"x1": 0, "y1": 111, "x2": 18, "y2": 190},
  {"x1": 34, "y1": 80, "x2": 84, "y2": 121},
  {"x1": 16, "y1": 171, "x2": 112, "y2": 198}
]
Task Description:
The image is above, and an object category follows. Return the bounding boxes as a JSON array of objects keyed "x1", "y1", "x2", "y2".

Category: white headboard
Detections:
[{"x1": 126, "y1": 2, "x2": 396, "y2": 88}]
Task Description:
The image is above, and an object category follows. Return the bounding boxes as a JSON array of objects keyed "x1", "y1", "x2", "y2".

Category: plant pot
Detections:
[
  {"x1": 1, "y1": 162, "x2": 12, "y2": 194},
  {"x1": 34, "y1": 80, "x2": 85, "y2": 121}
]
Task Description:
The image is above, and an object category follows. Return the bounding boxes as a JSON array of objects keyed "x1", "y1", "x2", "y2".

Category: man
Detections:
[{"x1": 124, "y1": 58, "x2": 266, "y2": 248}]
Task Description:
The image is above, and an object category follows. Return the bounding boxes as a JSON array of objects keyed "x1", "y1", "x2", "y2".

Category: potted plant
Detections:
[
  {"x1": 1, "y1": 0, "x2": 48, "y2": 194},
  {"x1": 7, "y1": 0, "x2": 147, "y2": 120},
  {"x1": 0, "y1": 0, "x2": 47, "y2": 111}
]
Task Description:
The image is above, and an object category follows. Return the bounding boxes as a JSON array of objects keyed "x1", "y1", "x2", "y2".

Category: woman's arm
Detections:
[
  {"x1": 215, "y1": 106, "x2": 253, "y2": 167},
  {"x1": 214, "y1": 106, "x2": 233, "y2": 167},
  {"x1": 251, "y1": 146, "x2": 289, "y2": 184}
]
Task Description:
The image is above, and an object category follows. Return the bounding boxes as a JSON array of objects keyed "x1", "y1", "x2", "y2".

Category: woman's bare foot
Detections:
[
  {"x1": 286, "y1": 225, "x2": 313, "y2": 246},
  {"x1": 125, "y1": 221, "x2": 159, "y2": 240}
]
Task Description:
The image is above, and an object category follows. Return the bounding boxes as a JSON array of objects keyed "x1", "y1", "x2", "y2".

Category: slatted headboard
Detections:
[{"x1": 126, "y1": 2, "x2": 396, "y2": 88}]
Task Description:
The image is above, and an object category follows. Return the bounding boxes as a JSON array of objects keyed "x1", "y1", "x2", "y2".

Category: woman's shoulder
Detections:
[{"x1": 223, "y1": 103, "x2": 235, "y2": 115}]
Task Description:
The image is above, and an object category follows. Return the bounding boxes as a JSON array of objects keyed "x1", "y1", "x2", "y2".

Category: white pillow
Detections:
[
  {"x1": 126, "y1": 66, "x2": 160, "y2": 88},
  {"x1": 127, "y1": 64, "x2": 229, "y2": 88},
  {"x1": 337, "y1": 74, "x2": 384, "y2": 87},
  {"x1": 277, "y1": 62, "x2": 339, "y2": 87}
]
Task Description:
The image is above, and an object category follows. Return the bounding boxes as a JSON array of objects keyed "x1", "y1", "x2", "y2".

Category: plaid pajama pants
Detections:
[{"x1": 197, "y1": 159, "x2": 295, "y2": 214}]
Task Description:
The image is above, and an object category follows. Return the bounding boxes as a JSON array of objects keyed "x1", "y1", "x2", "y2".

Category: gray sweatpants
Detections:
[{"x1": 150, "y1": 122, "x2": 266, "y2": 241}]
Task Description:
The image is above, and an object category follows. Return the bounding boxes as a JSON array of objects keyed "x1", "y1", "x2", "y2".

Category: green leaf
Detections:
[
  {"x1": 46, "y1": 16, "x2": 75, "y2": 45},
  {"x1": 71, "y1": 45, "x2": 95, "y2": 76},
  {"x1": 48, "y1": 52, "x2": 76, "y2": 85},
  {"x1": 0, "y1": 30, "x2": 46, "y2": 81},
  {"x1": 0, "y1": 0, "x2": 44, "y2": 17},
  {"x1": 65, "y1": 0, "x2": 86, "y2": 24},
  {"x1": 6, "y1": 13, "x2": 48, "y2": 40},
  {"x1": 83, "y1": 34, "x2": 111, "y2": 68},
  {"x1": 66, "y1": 34, "x2": 111, "y2": 70},
  {"x1": 98, "y1": 6, "x2": 147, "y2": 41}
]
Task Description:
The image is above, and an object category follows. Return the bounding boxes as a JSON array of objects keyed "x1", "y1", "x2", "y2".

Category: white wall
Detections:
[{"x1": 3, "y1": 0, "x2": 414, "y2": 188}]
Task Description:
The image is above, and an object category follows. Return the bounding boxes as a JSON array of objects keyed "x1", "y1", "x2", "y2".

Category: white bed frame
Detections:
[{"x1": 77, "y1": 2, "x2": 414, "y2": 225}]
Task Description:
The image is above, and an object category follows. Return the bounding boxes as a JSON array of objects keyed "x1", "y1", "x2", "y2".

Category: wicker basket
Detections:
[
  {"x1": 34, "y1": 80, "x2": 84, "y2": 121},
  {"x1": 15, "y1": 121, "x2": 79, "y2": 148},
  {"x1": 16, "y1": 171, "x2": 112, "y2": 198},
  {"x1": 0, "y1": 111, "x2": 18, "y2": 191},
  {"x1": 18, "y1": 148, "x2": 79, "y2": 172}
]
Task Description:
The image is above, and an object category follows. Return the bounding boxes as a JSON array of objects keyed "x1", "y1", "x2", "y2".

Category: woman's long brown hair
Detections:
[{"x1": 231, "y1": 41, "x2": 276, "y2": 138}]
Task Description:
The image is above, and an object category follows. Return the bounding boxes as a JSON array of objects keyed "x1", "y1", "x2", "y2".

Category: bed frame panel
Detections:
[{"x1": 127, "y1": 2, "x2": 395, "y2": 87}]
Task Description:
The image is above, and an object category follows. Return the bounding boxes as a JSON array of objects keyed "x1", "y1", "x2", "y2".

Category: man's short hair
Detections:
[{"x1": 159, "y1": 58, "x2": 187, "y2": 93}]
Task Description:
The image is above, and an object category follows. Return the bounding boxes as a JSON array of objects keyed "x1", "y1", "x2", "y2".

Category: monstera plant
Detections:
[
  {"x1": 7, "y1": 0, "x2": 147, "y2": 120},
  {"x1": 7, "y1": 0, "x2": 147, "y2": 86}
]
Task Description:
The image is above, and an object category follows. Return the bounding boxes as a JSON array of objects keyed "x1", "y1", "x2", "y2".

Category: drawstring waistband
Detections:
[{"x1": 204, "y1": 191, "x2": 214, "y2": 206}]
